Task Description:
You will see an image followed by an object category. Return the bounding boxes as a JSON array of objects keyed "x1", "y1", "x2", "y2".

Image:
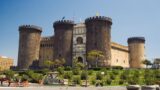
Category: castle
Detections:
[{"x1": 17, "y1": 16, "x2": 146, "y2": 70}]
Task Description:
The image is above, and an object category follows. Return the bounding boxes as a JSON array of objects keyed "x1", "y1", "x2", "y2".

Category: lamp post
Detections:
[{"x1": 85, "y1": 61, "x2": 88, "y2": 87}]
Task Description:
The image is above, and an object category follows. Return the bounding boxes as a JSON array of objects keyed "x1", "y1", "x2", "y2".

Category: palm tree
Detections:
[
  {"x1": 4, "y1": 70, "x2": 15, "y2": 86},
  {"x1": 87, "y1": 50, "x2": 104, "y2": 68},
  {"x1": 54, "y1": 58, "x2": 66, "y2": 67},
  {"x1": 44, "y1": 60, "x2": 54, "y2": 70},
  {"x1": 142, "y1": 59, "x2": 152, "y2": 68},
  {"x1": 73, "y1": 57, "x2": 85, "y2": 69}
]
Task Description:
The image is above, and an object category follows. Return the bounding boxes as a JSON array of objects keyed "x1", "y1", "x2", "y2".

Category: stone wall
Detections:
[
  {"x1": 111, "y1": 42, "x2": 129, "y2": 68},
  {"x1": 18, "y1": 25, "x2": 42, "y2": 70},
  {"x1": 128, "y1": 37, "x2": 145, "y2": 68},
  {"x1": 85, "y1": 16, "x2": 112, "y2": 67},
  {"x1": 53, "y1": 20, "x2": 74, "y2": 66},
  {"x1": 39, "y1": 36, "x2": 54, "y2": 67},
  {"x1": 72, "y1": 23, "x2": 86, "y2": 65}
]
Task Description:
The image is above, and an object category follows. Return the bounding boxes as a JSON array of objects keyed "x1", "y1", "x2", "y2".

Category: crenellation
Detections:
[{"x1": 19, "y1": 25, "x2": 42, "y2": 31}]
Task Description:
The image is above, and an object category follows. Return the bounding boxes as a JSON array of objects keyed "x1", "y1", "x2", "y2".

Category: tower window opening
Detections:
[
  {"x1": 77, "y1": 57, "x2": 83, "y2": 63},
  {"x1": 76, "y1": 37, "x2": 83, "y2": 44}
]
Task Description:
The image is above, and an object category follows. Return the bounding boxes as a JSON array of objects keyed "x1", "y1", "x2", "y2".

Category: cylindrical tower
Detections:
[
  {"x1": 128, "y1": 37, "x2": 145, "y2": 68},
  {"x1": 85, "y1": 16, "x2": 112, "y2": 67},
  {"x1": 18, "y1": 25, "x2": 42, "y2": 70},
  {"x1": 53, "y1": 20, "x2": 74, "y2": 66}
]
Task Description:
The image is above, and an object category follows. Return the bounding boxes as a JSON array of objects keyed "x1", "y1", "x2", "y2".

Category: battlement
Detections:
[
  {"x1": 53, "y1": 20, "x2": 74, "y2": 27},
  {"x1": 128, "y1": 37, "x2": 145, "y2": 43},
  {"x1": 85, "y1": 16, "x2": 112, "y2": 24},
  {"x1": 41, "y1": 36, "x2": 54, "y2": 41},
  {"x1": 19, "y1": 25, "x2": 42, "y2": 32}
]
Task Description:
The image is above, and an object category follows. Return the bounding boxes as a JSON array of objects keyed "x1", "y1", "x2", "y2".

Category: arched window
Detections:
[
  {"x1": 77, "y1": 57, "x2": 83, "y2": 63},
  {"x1": 76, "y1": 37, "x2": 83, "y2": 44}
]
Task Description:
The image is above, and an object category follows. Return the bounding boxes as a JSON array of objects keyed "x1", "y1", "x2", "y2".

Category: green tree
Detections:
[
  {"x1": 87, "y1": 50, "x2": 104, "y2": 68},
  {"x1": 4, "y1": 70, "x2": 15, "y2": 86},
  {"x1": 73, "y1": 57, "x2": 85, "y2": 69},
  {"x1": 142, "y1": 59, "x2": 152, "y2": 68},
  {"x1": 54, "y1": 58, "x2": 65, "y2": 67},
  {"x1": 44, "y1": 60, "x2": 54, "y2": 69}
]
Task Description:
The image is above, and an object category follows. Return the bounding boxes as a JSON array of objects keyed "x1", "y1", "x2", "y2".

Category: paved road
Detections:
[{"x1": 0, "y1": 86, "x2": 127, "y2": 90}]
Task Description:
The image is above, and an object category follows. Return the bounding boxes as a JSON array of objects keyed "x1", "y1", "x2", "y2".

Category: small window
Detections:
[{"x1": 116, "y1": 59, "x2": 118, "y2": 62}]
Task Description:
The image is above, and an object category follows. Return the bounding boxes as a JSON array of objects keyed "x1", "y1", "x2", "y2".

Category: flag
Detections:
[
  {"x1": 96, "y1": 12, "x2": 99, "y2": 16},
  {"x1": 62, "y1": 16, "x2": 65, "y2": 20}
]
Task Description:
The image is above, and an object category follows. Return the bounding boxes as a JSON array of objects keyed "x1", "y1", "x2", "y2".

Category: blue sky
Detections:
[{"x1": 0, "y1": 0, "x2": 160, "y2": 65}]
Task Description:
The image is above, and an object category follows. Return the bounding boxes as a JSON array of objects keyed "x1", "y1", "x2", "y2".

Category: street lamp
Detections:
[{"x1": 85, "y1": 61, "x2": 88, "y2": 87}]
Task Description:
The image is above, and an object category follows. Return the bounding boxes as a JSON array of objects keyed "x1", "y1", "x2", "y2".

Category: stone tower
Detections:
[
  {"x1": 53, "y1": 20, "x2": 74, "y2": 66},
  {"x1": 128, "y1": 37, "x2": 145, "y2": 68},
  {"x1": 18, "y1": 25, "x2": 42, "y2": 70},
  {"x1": 85, "y1": 16, "x2": 112, "y2": 67}
]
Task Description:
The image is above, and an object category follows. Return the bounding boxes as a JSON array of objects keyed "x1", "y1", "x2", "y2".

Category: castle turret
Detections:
[
  {"x1": 85, "y1": 16, "x2": 112, "y2": 67},
  {"x1": 18, "y1": 25, "x2": 42, "y2": 70},
  {"x1": 53, "y1": 20, "x2": 74, "y2": 66},
  {"x1": 128, "y1": 37, "x2": 145, "y2": 68}
]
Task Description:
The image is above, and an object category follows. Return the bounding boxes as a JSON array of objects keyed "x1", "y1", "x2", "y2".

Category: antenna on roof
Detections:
[{"x1": 72, "y1": 11, "x2": 76, "y2": 22}]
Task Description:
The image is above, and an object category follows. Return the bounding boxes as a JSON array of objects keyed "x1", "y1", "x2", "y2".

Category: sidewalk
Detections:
[{"x1": 0, "y1": 86, "x2": 127, "y2": 90}]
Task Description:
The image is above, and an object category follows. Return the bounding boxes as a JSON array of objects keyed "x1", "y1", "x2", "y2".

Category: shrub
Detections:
[
  {"x1": 119, "y1": 80, "x2": 124, "y2": 85},
  {"x1": 65, "y1": 66, "x2": 72, "y2": 71},
  {"x1": 91, "y1": 78, "x2": 96, "y2": 85},
  {"x1": 64, "y1": 72, "x2": 72, "y2": 79},
  {"x1": 96, "y1": 72, "x2": 103, "y2": 80},
  {"x1": 4, "y1": 70, "x2": 15, "y2": 79},
  {"x1": 106, "y1": 79, "x2": 112, "y2": 85},
  {"x1": 73, "y1": 76, "x2": 81, "y2": 84},
  {"x1": 120, "y1": 74, "x2": 127, "y2": 80},
  {"x1": 96, "y1": 80, "x2": 104, "y2": 86},
  {"x1": 88, "y1": 70, "x2": 93, "y2": 75},
  {"x1": 25, "y1": 70, "x2": 35, "y2": 77},
  {"x1": 127, "y1": 76, "x2": 139, "y2": 85},
  {"x1": 21, "y1": 74, "x2": 30, "y2": 81},
  {"x1": 100, "y1": 67, "x2": 107, "y2": 71},
  {"x1": 133, "y1": 70, "x2": 140, "y2": 77},
  {"x1": 110, "y1": 75, "x2": 116, "y2": 80},
  {"x1": 32, "y1": 73, "x2": 43, "y2": 83},
  {"x1": 81, "y1": 71, "x2": 87, "y2": 80},
  {"x1": 92, "y1": 67, "x2": 101, "y2": 71},
  {"x1": 40, "y1": 68, "x2": 50, "y2": 75},
  {"x1": 112, "y1": 66, "x2": 123, "y2": 70},
  {"x1": 106, "y1": 67, "x2": 111, "y2": 70},
  {"x1": 57, "y1": 67, "x2": 64, "y2": 75},
  {"x1": 128, "y1": 79, "x2": 136, "y2": 85},
  {"x1": 144, "y1": 77, "x2": 155, "y2": 85},
  {"x1": 72, "y1": 68, "x2": 80, "y2": 75},
  {"x1": 154, "y1": 70, "x2": 160, "y2": 79},
  {"x1": 144, "y1": 69, "x2": 155, "y2": 85},
  {"x1": 112, "y1": 70, "x2": 119, "y2": 75},
  {"x1": 155, "y1": 74, "x2": 160, "y2": 79}
]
